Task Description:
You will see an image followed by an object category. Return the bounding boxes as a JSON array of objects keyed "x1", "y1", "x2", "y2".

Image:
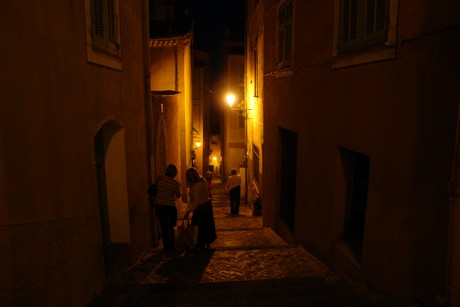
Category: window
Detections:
[
  {"x1": 277, "y1": 0, "x2": 293, "y2": 68},
  {"x1": 338, "y1": 0, "x2": 389, "y2": 53},
  {"x1": 85, "y1": 0, "x2": 122, "y2": 69},
  {"x1": 91, "y1": 0, "x2": 120, "y2": 56}
]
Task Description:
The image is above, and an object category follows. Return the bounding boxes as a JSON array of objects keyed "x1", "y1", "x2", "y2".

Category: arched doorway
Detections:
[{"x1": 94, "y1": 121, "x2": 131, "y2": 275}]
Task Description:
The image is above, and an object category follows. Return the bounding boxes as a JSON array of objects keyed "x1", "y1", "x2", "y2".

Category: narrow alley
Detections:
[{"x1": 89, "y1": 178, "x2": 414, "y2": 307}]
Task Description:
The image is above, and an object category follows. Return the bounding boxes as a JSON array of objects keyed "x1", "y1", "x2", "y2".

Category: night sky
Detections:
[
  {"x1": 189, "y1": 0, "x2": 245, "y2": 52},
  {"x1": 188, "y1": 0, "x2": 245, "y2": 79},
  {"x1": 187, "y1": 1, "x2": 245, "y2": 133}
]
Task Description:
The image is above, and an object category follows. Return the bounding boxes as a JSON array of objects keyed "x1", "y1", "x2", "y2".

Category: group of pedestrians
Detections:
[{"x1": 148, "y1": 164, "x2": 242, "y2": 254}]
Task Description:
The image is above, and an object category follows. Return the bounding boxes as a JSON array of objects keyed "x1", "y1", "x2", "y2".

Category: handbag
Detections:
[
  {"x1": 175, "y1": 219, "x2": 197, "y2": 250},
  {"x1": 147, "y1": 176, "x2": 161, "y2": 201},
  {"x1": 147, "y1": 183, "x2": 157, "y2": 198}
]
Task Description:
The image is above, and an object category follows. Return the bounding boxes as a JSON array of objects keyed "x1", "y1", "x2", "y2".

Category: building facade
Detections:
[
  {"x1": 192, "y1": 49, "x2": 212, "y2": 176},
  {"x1": 223, "y1": 53, "x2": 247, "y2": 197},
  {"x1": 1, "y1": 1, "x2": 152, "y2": 305},
  {"x1": 246, "y1": 1, "x2": 265, "y2": 207},
  {"x1": 258, "y1": 0, "x2": 460, "y2": 305},
  {"x1": 149, "y1": 3, "x2": 193, "y2": 207},
  {"x1": 221, "y1": 29, "x2": 246, "y2": 197}
]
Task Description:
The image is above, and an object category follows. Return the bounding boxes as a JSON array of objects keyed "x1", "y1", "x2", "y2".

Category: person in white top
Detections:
[
  {"x1": 184, "y1": 167, "x2": 217, "y2": 249},
  {"x1": 226, "y1": 168, "x2": 242, "y2": 214}
]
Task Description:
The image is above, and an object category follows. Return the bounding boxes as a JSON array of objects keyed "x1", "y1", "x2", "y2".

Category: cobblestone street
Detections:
[{"x1": 89, "y1": 179, "x2": 416, "y2": 306}]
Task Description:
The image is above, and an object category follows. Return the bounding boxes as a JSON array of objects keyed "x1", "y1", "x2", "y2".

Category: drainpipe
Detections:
[
  {"x1": 447, "y1": 103, "x2": 460, "y2": 306},
  {"x1": 142, "y1": 0, "x2": 155, "y2": 247},
  {"x1": 174, "y1": 46, "x2": 179, "y2": 92}
]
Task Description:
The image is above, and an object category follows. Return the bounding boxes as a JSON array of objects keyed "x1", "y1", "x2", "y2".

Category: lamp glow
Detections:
[{"x1": 226, "y1": 93, "x2": 236, "y2": 107}]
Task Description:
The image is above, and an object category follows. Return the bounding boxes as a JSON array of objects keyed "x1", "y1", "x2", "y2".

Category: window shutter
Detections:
[
  {"x1": 365, "y1": 0, "x2": 386, "y2": 35},
  {"x1": 286, "y1": 21, "x2": 292, "y2": 62},
  {"x1": 90, "y1": 0, "x2": 120, "y2": 57},
  {"x1": 92, "y1": 0, "x2": 104, "y2": 39},
  {"x1": 86, "y1": 0, "x2": 122, "y2": 67},
  {"x1": 342, "y1": 0, "x2": 358, "y2": 43},
  {"x1": 339, "y1": 0, "x2": 388, "y2": 53},
  {"x1": 278, "y1": 24, "x2": 283, "y2": 63},
  {"x1": 375, "y1": 0, "x2": 387, "y2": 32},
  {"x1": 108, "y1": 0, "x2": 117, "y2": 44},
  {"x1": 277, "y1": 0, "x2": 293, "y2": 68}
]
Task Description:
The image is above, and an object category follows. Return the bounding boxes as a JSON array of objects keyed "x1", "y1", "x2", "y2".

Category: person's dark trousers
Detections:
[
  {"x1": 155, "y1": 204, "x2": 177, "y2": 251},
  {"x1": 229, "y1": 185, "x2": 241, "y2": 214},
  {"x1": 191, "y1": 201, "x2": 217, "y2": 248}
]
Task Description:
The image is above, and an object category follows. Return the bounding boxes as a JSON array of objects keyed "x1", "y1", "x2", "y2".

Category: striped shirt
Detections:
[{"x1": 154, "y1": 175, "x2": 181, "y2": 206}]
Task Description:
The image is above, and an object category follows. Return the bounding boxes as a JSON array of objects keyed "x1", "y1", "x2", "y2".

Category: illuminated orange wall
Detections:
[
  {"x1": 150, "y1": 40, "x2": 193, "y2": 199},
  {"x1": 246, "y1": 1, "x2": 265, "y2": 203}
]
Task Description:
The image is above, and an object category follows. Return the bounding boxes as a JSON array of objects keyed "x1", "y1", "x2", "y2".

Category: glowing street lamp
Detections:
[{"x1": 226, "y1": 93, "x2": 236, "y2": 108}]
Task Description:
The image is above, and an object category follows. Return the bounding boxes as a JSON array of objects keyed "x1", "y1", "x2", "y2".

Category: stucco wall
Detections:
[
  {"x1": 0, "y1": 1, "x2": 150, "y2": 305},
  {"x1": 262, "y1": 0, "x2": 460, "y2": 304}
]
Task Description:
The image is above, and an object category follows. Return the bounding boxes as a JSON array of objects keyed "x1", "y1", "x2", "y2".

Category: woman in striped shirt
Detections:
[{"x1": 155, "y1": 164, "x2": 182, "y2": 252}]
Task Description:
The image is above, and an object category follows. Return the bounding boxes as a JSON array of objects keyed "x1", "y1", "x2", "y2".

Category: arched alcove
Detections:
[{"x1": 94, "y1": 120, "x2": 131, "y2": 274}]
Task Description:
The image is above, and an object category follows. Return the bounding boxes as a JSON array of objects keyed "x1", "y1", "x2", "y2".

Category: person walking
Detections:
[
  {"x1": 184, "y1": 167, "x2": 217, "y2": 249},
  {"x1": 204, "y1": 171, "x2": 213, "y2": 199},
  {"x1": 153, "y1": 164, "x2": 181, "y2": 253},
  {"x1": 226, "y1": 168, "x2": 242, "y2": 215}
]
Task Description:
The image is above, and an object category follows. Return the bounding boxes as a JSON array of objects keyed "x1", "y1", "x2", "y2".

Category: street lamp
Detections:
[
  {"x1": 226, "y1": 92, "x2": 250, "y2": 204},
  {"x1": 226, "y1": 93, "x2": 236, "y2": 107}
]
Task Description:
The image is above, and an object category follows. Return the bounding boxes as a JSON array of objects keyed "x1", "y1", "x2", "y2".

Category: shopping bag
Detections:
[{"x1": 175, "y1": 219, "x2": 197, "y2": 249}]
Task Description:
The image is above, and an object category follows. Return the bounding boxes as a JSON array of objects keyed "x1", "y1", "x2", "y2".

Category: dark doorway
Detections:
[
  {"x1": 279, "y1": 128, "x2": 297, "y2": 232},
  {"x1": 339, "y1": 147, "x2": 371, "y2": 263},
  {"x1": 94, "y1": 129, "x2": 110, "y2": 260}
]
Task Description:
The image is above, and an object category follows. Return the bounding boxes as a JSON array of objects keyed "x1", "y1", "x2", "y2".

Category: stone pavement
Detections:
[{"x1": 89, "y1": 179, "x2": 416, "y2": 307}]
